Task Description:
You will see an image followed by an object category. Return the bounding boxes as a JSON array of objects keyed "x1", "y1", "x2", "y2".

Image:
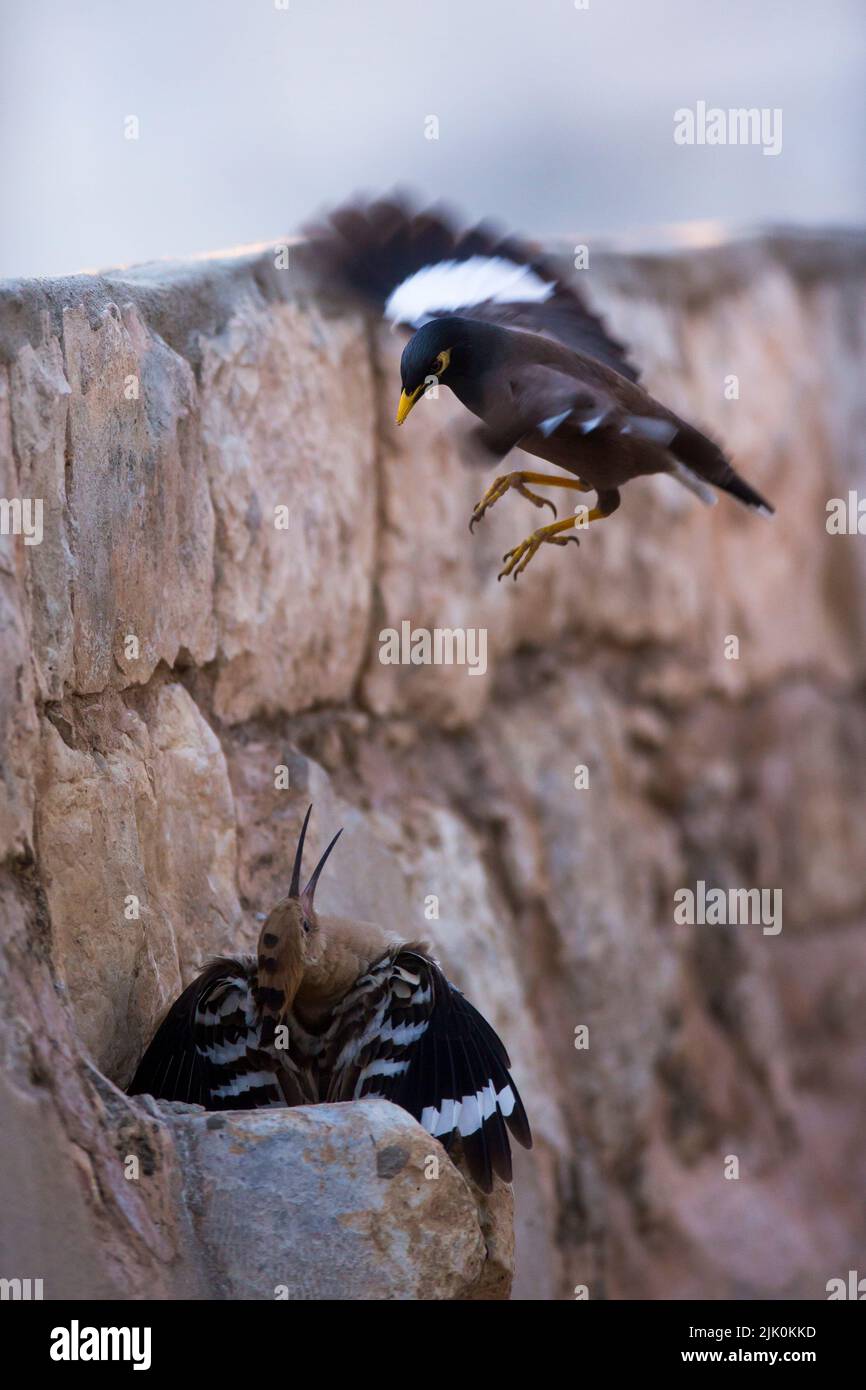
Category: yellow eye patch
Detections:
[{"x1": 395, "y1": 348, "x2": 453, "y2": 425}]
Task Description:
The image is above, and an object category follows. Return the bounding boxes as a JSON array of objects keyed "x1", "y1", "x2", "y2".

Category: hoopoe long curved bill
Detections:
[{"x1": 129, "y1": 805, "x2": 532, "y2": 1193}]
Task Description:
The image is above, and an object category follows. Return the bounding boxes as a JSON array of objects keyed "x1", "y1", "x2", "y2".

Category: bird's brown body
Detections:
[
  {"x1": 129, "y1": 808, "x2": 531, "y2": 1192},
  {"x1": 523, "y1": 422, "x2": 669, "y2": 495},
  {"x1": 290, "y1": 912, "x2": 402, "y2": 1024},
  {"x1": 452, "y1": 326, "x2": 683, "y2": 499}
]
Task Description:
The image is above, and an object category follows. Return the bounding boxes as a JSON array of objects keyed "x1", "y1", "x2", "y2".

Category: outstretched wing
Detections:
[
  {"x1": 326, "y1": 947, "x2": 532, "y2": 1193},
  {"x1": 303, "y1": 194, "x2": 640, "y2": 382},
  {"x1": 128, "y1": 957, "x2": 306, "y2": 1110},
  {"x1": 465, "y1": 365, "x2": 617, "y2": 459}
]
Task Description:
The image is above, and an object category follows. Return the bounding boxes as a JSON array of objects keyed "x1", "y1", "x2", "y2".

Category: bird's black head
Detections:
[{"x1": 396, "y1": 317, "x2": 474, "y2": 425}]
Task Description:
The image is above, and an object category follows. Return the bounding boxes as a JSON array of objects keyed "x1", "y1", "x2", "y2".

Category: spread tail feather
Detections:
[{"x1": 717, "y1": 470, "x2": 776, "y2": 517}]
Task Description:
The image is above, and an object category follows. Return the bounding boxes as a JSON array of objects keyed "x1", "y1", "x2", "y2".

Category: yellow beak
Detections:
[{"x1": 396, "y1": 385, "x2": 423, "y2": 426}]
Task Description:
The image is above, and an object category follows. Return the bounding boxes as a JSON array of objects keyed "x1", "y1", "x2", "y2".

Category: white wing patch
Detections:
[
  {"x1": 539, "y1": 408, "x2": 573, "y2": 437},
  {"x1": 421, "y1": 1082, "x2": 516, "y2": 1139},
  {"x1": 210, "y1": 1070, "x2": 282, "y2": 1102},
  {"x1": 385, "y1": 256, "x2": 555, "y2": 327},
  {"x1": 578, "y1": 412, "x2": 608, "y2": 435}
]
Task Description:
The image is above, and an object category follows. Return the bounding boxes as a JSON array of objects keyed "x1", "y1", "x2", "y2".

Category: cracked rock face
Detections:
[
  {"x1": 161, "y1": 1100, "x2": 493, "y2": 1301},
  {"x1": 199, "y1": 298, "x2": 378, "y2": 723},
  {"x1": 35, "y1": 683, "x2": 243, "y2": 1080},
  {"x1": 1, "y1": 232, "x2": 865, "y2": 1300}
]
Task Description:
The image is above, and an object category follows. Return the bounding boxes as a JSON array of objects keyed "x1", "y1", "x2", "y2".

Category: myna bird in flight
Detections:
[
  {"x1": 306, "y1": 197, "x2": 774, "y2": 579},
  {"x1": 129, "y1": 806, "x2": 532, "y2": 1193}
]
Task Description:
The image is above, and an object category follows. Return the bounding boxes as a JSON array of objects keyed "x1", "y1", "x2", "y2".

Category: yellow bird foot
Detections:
[
  {"x1": 469, "y1": 472, "x2": 558, "y2": 532},
  {"x1": 498, "y1": 518, "x2": 581, "y2": 581}
]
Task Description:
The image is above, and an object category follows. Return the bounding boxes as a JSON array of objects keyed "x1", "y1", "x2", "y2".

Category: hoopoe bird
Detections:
[{"x1": 129, "y1": 806, "x2": 531, "y2": 1192}]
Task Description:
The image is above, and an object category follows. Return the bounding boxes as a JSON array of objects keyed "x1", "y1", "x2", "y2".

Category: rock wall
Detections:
[{"x1": 1, "y1": 230, "x2": 865, "y2": 1299}]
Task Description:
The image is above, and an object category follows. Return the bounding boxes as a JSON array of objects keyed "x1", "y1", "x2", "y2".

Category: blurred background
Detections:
[{"x1": 1, "y1": 0, "x2": 864, "y2": 277}]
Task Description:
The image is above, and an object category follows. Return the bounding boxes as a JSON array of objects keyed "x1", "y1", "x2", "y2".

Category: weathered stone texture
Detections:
[
  {"x1": 63, "y1": 302, "x2": 217, "y2": 693},
  {"x1": 0, "y1": 367, "x2": 39, "y2": 857},
  {"x1": 164, "y1": 1100, "x2": 490, "y2": 1301},
  {"x1": 35, "y1": 682, "x2": 244, "y2": 1082},
  {"x1": 200, "y1": 298, "x2": 378, "y2": 723}
]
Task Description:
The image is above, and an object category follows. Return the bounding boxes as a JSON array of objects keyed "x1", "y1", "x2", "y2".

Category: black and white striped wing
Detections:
[
  {"x1": 304, "y1": 195, "x2": 639, "y2": 381},
  {"x1": 326, "y1": 948, "x2": 532, "y2": 1193},
  {"x1": 128, "y1": 957, "x2": 305, "y2": 1110}
]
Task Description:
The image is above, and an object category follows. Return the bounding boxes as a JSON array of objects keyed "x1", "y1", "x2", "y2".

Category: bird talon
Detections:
[
  {"x1": 516, "y1": 481, "x2": 557, "y2": 515},
  {"x1": 471, "y1": 470, "x2": 562, "y2": 534},
  {"x1": 496, "y1": 517, "x2": 585, "y2": 579},
  {"x1": 497, "y1": 544, "x2": 522, "y2": 581}
]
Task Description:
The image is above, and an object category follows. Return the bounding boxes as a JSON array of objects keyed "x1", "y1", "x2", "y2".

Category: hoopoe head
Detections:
[{"x1": 255, "y1": 805, "x2": 342, "y2": 1024}]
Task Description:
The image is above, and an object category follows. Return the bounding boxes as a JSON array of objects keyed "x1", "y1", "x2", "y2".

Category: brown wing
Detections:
[
  {"x1": 464, "y1": 365, "x2": 617, "y2": 459},
  {"x1": 302, "y1": 194, "x2": 640, "y2": 382}
]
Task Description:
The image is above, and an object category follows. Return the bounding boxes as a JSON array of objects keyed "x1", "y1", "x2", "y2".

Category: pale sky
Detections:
[{"x1": 1, "y1": 0, "x2": 864, "y2": 278}]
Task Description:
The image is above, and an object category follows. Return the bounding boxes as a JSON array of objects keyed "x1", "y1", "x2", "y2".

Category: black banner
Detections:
[{"x1": 2, "y1": 1296, "x2": 861, "y2": 1374}]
